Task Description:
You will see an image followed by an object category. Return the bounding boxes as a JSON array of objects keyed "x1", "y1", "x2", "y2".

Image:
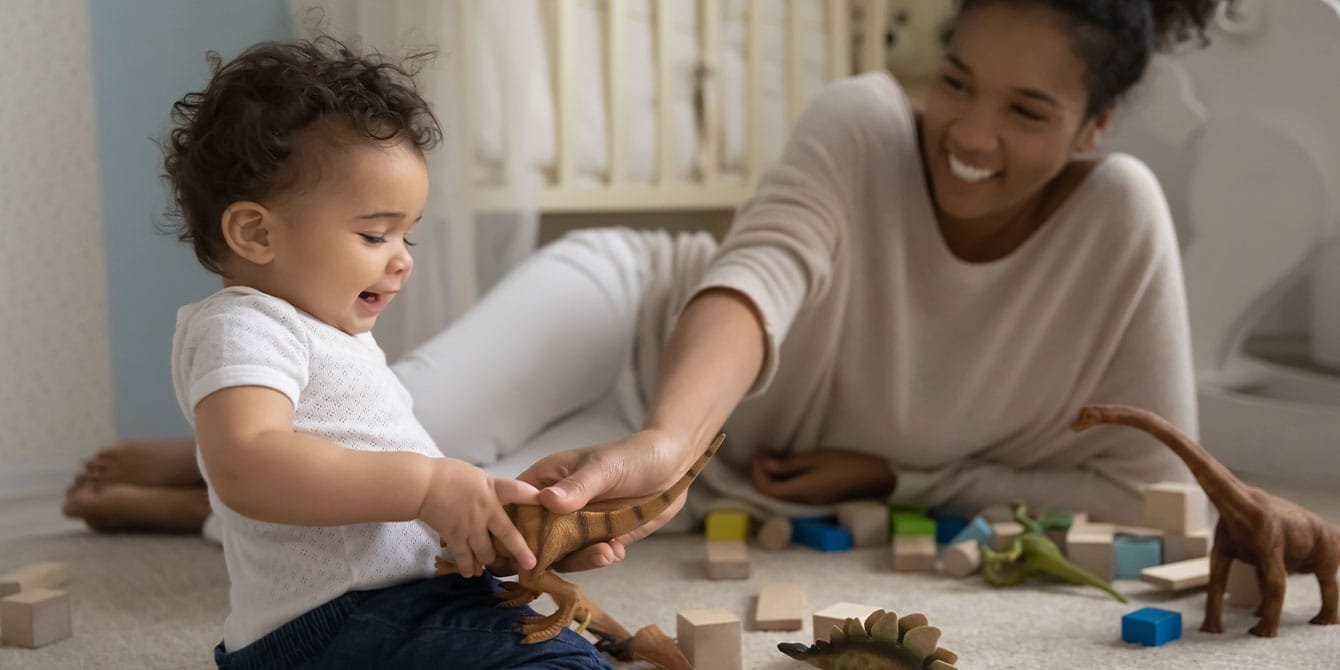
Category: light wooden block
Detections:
[
  {"x1": 1066, "y1": 524, "x2": 1115, "y2": 581},
  {"x1": 1143, "y1": 482, "x2": 1209, "y2": 535},
  {"x1": 706, "y1": 540, "x2": 750, "y2": 580},
  {"x1": 757, "y1": 514, "x2": 792, "y2": 550},
  {"x1": 940, "y1": 540, "x2": 981, "y2": 578},
  {"x1": 1140, "y1": 557, "x2": 1211, "y2": 590},
  {"x1": 0, "y1": 562, "x2": 69, "y2": 597},
  {"x1": 990, "y1": 522, "x2": 1024, "y2": 552},
  {"x1": 705, "y1": 510, "x2": 751, "y2": 542},
  {"x1": 1227, "y1": 559, "x2": 1261, "y2": 609},
  {"x1": 813, "y1": 602, "x2": 881, "y2": 643},
  {"x1": 836, "y1": 500, "x2": 889, "y2": 548},
  {"x1": 677, "y1": 608, "x2": 741, "y2": 670},
  {"x1": 1, "y1": 588, "x2": 71, "y2": 649},
  {"x1": 892, "y1": 535, "x2": 937, "y2": 572},
  {"x1": 754, "y1": 583, "x2": 805, "y2": 631},
  {"x1": 1163, "y1": 529, "x2": 1211, "y2": 563}
]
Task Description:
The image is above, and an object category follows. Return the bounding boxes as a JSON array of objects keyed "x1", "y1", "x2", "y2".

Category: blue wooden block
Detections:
[
  {"x1": 1114, "y1": 536, "x2": 1162, "y2": 579},
  {"x1": 791, "y1": 518, "x2": 853, "y2": 552},
  {"x1": 944, "y1": 516, "x2": 993, "y2": 549},
  {"x1": 1122, "y1": 607, "x2": 1181, "y2": 646},
  {"x1": 933, "y1": 515, "x2": 970, "y2": 546}
]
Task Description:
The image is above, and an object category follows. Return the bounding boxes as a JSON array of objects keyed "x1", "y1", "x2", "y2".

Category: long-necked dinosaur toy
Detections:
[
  {"x1": 437, "y1": 432, "x2": 726, "y2": 644},
  {"x1": 1073, "y1": 404, "x2": 1339, "y2": 637}
]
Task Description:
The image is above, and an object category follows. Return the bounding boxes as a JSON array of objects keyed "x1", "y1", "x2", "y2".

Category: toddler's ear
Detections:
[
  {"x1": 221, "y1": 201, "x2": 275, "y2": 264},
  {"x1": 1075, "y1": 106, "x2": 1115, "y2": 154}
]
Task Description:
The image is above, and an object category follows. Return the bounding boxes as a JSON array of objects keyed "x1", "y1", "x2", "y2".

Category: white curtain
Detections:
[{"x1": 288, "y1": 0, "x2": 544, "y2": 361}]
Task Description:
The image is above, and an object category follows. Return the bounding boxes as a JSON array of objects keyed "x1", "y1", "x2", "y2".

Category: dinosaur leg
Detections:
[
  {"x1": 1311, "y1": 559, "x2": 1339, "y2": 625},
  {"x1": 496, "y1": 580, "x2": 542, "y2": 608},
  {"x1": 517, "y1": 570, "x2": 583, "y2": 644},
  {"x1": 1249, "y1": 553, "x2": 1287, "y2": 638},
  {"x1": 627, "y1": 624, "x2": 693, "y2": 670},
  {"x1": 1201, "y1": 546, "x2": 1231, "y2": 633}
]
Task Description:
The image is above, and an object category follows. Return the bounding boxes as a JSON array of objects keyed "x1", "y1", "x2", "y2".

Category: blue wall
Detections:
[{"x1": 90, "y1": 1, "x2": 292, "y2": 439}]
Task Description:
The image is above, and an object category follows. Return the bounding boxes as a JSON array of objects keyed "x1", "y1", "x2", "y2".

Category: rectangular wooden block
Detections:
[
  {"x1": 1163, "y1": 529, "x2": 1211, "y2": 563},
  {"x1": 754, "y1": 583, "x2": 805, "y2": 631},
  {"x1": 939, "y1": 540, "x2": 981, "y2": 578},
  {"x1": 756, "y1": 515, "x2": 792, "y2": 550},
  {"x1": 1143, "y1": 482, "x2": 1209, "y2": 535},
  {"x1": 837, "y1": 500, "x2": 889, "y2": 547},
  {"x1": 1066, "y1": 524, "x2": 1115, "y2": 581},
  {"x1": 1227, "y1": 559, "x2": 1261, "y2": 609},
  {"x1": 1114, "y1": 535, "x2": 1163, "y2": 580},
  {"x1": 892, "y1": 535, "x2": 937, "y2": 572},
  {"x1": 813, "y1": 602, "x2": 881, "y2": 643},
  {"x1": 1046, "y1": 511, "x2": 1088, "y2": 549},
  {"x1": 1140, "y1": 557, "x2": 1211, "y2": 590},
  {"x1": 1, "y1": 588, "x2": 71, "y2": 649},
  {"x1": 677, "y1": 608, "x2": 741, "y2": 670},
  {"x1": 705, "y1": 510, "x2": 751, "y2": 542},
  {"x1": 990, "y1": 522, "x2": 1024, "y2": 552},
  {"x1": 0, "y1": 562, "x2": 69, "y2": 597},
  {"x1": 706, "y1": 540, "x2": 751, "y2": 580}
]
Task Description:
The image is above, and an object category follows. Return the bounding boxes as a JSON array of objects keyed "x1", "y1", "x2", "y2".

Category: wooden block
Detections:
[
  {"x1": 1143, "y1": 482, "x2": 1209, "y2": 535},
  {"x1": 754, "y1": 583, "x2": 805, "y2": 631},
  {"x1": 1163, "y1": 529, "x2": 1211, "y2": 563},
  {"x1": 1140, "y1": 557, "x2": 1211, "y2": 590},
  {"x1": 1, "y1": 588, "x2": 71, "y2": 649},
  {"x1": 940, "y1": 540, "x2": 981, "y2": 578},
  {"x1": 1046, "y1": 511, "x2": 1088, "y2": 549},
  {"x1": 812, "y1": 602, "x2": 880, "y2": 643},
  {"x1": 890, "y1": 511, "x2": 937, "y2": 538},
  {"x1": 757, "y1": 514, "x2": 792, "y2": 550},
  {"x1": 837, "y1": 500, "x2": 889, "y2": 547},
  {"x1": 0, "y1": 562, "x2": 69, "y2": 596},
  {"x1": 706, "y1": 540, "x2": 750, "y2": 580},
  {"x1": 1114, "y1": 536, "x2": 1163, "y2": 580},
  {"x1": 1066, "y1": 524, "x2": 1115, "y2": 581},
  {"x1": 677, "y1": 608, "x2": 741, "y2": 670},
  {"x1": 892, "y1": 535, "x2": 937, "y2": 572},
  {"x1": 1227, "y1": 559, "x2": 1260, "y2": 609},
  {"x1": 990, "y1": 522, "x2": 1024, "y2": 552},
  {"x1": 705, "y1": 510, "x2": 751, "y2": 542}
]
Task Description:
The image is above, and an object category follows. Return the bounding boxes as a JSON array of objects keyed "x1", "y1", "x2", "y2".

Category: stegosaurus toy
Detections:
[
  {"x1": 979, "y1": 502, "x2": 1128, "y2": 603},
  {"x1": 779, "y1": 609, "x2": 959, "y2": 669}
]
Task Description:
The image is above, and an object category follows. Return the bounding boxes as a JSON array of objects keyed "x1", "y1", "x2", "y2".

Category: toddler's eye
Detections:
[
  {"x1": 359, "y1": 233, "x2": 387, "y2": 244},
  {"x1": 404, "y1": 237, "x2": 417, "y2": 248}
]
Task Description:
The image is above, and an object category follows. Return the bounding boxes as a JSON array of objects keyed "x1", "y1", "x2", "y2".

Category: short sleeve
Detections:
[{"x1": 174, "y1": 290, "x2": 311, "y2": 416}]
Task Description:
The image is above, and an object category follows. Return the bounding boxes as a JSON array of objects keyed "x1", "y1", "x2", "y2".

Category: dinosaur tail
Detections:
[
  {"x1": 575, "y1": 432, "x2": 726, "y2": 541},
  {"x1": 1072, "y1": 404, "x2": 1255, "y2": 525}
]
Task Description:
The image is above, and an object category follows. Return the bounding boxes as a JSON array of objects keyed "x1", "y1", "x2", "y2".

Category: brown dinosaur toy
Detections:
[
  {"x1": 1073, "y1": 404, "x2": 1340, "y2": 637},
  {"x1": 437, "y1": 432, "x2": 726, "y2": 643}
]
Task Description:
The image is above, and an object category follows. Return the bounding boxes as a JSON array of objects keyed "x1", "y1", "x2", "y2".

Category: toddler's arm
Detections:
[{"x1": 194, "y1": 385, "x2": 537, "y2": 575}]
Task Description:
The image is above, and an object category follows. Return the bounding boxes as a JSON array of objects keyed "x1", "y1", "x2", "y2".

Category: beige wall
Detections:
[{"x1": 0, "y1": 0, "x2": 115, "y2": 486}]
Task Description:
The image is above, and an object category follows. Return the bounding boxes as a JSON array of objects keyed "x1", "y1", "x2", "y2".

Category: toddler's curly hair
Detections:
[{"x1": 162, "y1": 36, "x2": 441, "y2": 275}]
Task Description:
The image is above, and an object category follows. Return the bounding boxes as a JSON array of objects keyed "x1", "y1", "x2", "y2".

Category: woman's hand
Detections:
[
  {"x1": 418, "y1": 458, "x2": 540, "y2": 578},
  {"x1": 750, "y1": 447, "x2": 897, "y2": 505},
  {"x1": 506, "y1": 428, "x2": 696, "y2": 573}
]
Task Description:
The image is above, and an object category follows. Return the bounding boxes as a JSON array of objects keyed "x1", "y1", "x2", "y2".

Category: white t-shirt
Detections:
[
  {"x1": 172, "y1": 286, "x2": 441, "y2": 651},
  {"x1": 635, "y1": 73, "x2": 1198, "y2": 524}
]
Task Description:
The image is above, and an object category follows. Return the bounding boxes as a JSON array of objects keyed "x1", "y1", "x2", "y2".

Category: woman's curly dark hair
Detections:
[
  {"x1": 956, "y1": 0, "x2": 1220, "y2": 118},
  {"x1": 162, "y1": 36, "x2": 442, "y2": 275}
]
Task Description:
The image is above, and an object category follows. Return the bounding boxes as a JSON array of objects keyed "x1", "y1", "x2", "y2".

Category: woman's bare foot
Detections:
[
  {"x1": 81, "y1": 438, "x2": 202, "y2": 488},
  {"x1": 62, "y1": 480, "x2": 210, "y2": 534}
]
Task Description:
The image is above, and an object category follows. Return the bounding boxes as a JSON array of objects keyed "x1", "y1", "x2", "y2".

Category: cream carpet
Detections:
[{"x1": 1, "y1": 530, "x2": 1337, "y2": 669}]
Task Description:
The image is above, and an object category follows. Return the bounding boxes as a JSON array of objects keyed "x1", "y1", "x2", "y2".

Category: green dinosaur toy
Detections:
[{"x1": 978, "y1": 502, "x2": 1128, "y2": 603}]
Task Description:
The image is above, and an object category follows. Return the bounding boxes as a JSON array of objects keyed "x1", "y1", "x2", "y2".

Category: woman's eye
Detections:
[
  {"x1": 941, "y1": 75, "x2": 966, "y2": 91},
  {"x1": 1012, "y1": 105, "x2": 1044, "y2": 121},
  {"x1": 359, "y1": 233, "x2": 387, "y2": 244}
]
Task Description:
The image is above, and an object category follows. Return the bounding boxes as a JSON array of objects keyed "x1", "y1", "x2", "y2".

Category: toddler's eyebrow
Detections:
[{"x1": 357, "y1": 211, "x2": 408, "y2": 220}]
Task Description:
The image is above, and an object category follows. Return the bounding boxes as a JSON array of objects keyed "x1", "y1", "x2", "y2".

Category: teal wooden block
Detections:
[{"x1": 1114, "y1": 535, "x2": 1162, "y2": 579}]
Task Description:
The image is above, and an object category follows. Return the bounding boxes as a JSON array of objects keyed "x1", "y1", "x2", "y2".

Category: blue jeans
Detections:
[{"x1": 213, "y1": 573, "x2": 611, "y2": 669}]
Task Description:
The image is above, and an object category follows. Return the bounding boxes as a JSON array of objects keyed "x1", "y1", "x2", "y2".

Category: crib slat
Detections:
[
  {"x1": 558, "y1": 0, "x2": 578, "y2": 187},
  {"x1": 861, "y1": 0, "x2": 888, "y2": 73},
  {"x1": 656, "y1": 0, "x2": 675, "y2": 185},
  {"x1": 786, "y1": 0, "x2": 804, "y2": 126},
  {"x1": 449, "y1": 0, "x2": 478, "y2": 311},
  {"x1": 826, "y1": 0, "x2": 851, "y2": 80},
  {"x1": 608, "y1": 0, "x2": 627, "y2": 186},
  {"x1": 747, "y1": 0, "x2": 763, "y2": 184},
  {"x1": 699, "y1": 0, "x2": 721, "y2": 182}
]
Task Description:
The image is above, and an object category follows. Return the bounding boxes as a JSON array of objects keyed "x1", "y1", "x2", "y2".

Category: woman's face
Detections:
[{"x1": 921, "y1": 1, "x2": 1111, "y2": 225}]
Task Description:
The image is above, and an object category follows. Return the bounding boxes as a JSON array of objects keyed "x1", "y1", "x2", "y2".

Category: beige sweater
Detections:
[{"x1": 661, "y1": 73, "x2": 1197, "y2": 524}]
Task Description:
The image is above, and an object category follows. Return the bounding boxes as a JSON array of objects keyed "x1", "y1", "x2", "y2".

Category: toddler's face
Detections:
[{"x1": 262, "y1": 140, "x2": 429, "y2": 335}]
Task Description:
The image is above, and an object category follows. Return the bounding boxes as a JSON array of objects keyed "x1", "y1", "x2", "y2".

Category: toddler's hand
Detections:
[{"x1": 418, "y1": 458, "x2": 539, "y2": 578}]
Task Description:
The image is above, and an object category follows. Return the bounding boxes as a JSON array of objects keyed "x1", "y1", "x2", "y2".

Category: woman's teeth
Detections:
[{"x1": 948, "y1": 153, "x2": 997, "y2": 183}]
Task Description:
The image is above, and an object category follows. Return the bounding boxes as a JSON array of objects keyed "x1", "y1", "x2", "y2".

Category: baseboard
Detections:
[{"x1": 0, "y1": 462, "x2": 79, "y2": 502}]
